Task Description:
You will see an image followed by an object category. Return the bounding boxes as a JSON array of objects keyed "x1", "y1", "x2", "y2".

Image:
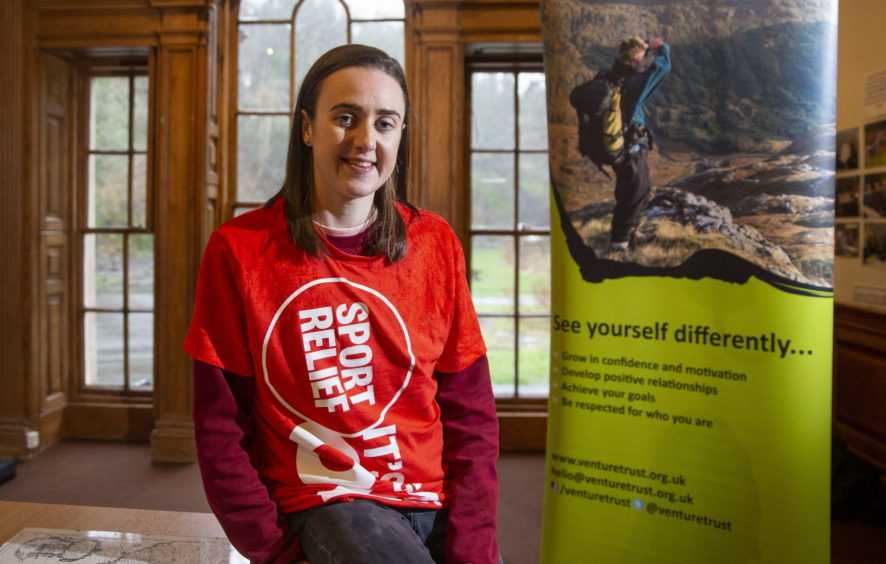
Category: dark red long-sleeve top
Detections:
[{"x1": 191, "y1": 229, "x2": 500, "y2": 564}]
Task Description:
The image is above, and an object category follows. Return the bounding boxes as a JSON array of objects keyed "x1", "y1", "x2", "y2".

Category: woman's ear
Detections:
[{"x1": 300, "y1": 109, "x2": 313, "y2": 147}]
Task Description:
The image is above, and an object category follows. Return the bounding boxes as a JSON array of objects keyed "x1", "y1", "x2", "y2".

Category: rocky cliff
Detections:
[{"x1": 562, "y1": 125, "x2": 835, "y2": 287}]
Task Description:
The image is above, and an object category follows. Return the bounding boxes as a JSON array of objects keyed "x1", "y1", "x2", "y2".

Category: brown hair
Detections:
[
  {"x1": 267, "y1": 44, "x2": 414, "y2": 262},
  {"x1": 619, "y1": 37, "x2": 649, "y2": 64}
]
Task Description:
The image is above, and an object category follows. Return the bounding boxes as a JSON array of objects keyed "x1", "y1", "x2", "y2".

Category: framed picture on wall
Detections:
[
  {"x1": 836, "y1": 223, "x2": 860, "y2": 258},
  {"x1": 837, "y1": 176, "x2": 861, "y2": 217},
  {"x1": 837, "y1": 127, "x2": 859, "y2": 170},
  {"x1": 864, "y1": 223, "x2": 886, "y2": 267},
  {"x1": 864, "y1": 119, "x2": 886, "y2": 168},
  {"x1": 863, "y1": 172, "x2": 886, "y2": 218}
]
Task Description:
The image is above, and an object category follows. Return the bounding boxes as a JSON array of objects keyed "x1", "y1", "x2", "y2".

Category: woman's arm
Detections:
[
  {"x1": 193, "y1": 359, "x2": 304, "y2": 563},
  {"x1": 435, "y1": 354, "x2": 500, "y2": 564}
]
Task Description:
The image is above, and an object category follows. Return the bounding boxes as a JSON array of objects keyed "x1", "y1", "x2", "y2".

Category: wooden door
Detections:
[{"x1": 35, "y1": 52, "x2": 73, "y2": 447}]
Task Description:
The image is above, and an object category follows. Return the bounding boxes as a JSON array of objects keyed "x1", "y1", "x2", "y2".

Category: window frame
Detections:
[
  {"x1": 465, "y1": 52, "x2": 551, "y2": 410},
  {"x1": 73, "y1": 58, "x2": 155, "y2": 400}
]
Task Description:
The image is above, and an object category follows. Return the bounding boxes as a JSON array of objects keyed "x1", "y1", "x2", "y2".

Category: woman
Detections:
[{"x1": 185, "y1": 44, "x2": 500, "y2": 564}]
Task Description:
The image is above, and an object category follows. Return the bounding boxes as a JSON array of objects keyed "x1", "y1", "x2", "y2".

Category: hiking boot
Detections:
[
  {"x1": 630, "y1": 228, "x2": 651, "y2": 248},
  {"x1": 608, "y1": 241, "x2": 631, "y2": 262}
]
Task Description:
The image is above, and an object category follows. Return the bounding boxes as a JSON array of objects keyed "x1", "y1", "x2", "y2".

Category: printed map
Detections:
[{"x1": 0, "y1": 528, "x2": 248, "y2": 563}]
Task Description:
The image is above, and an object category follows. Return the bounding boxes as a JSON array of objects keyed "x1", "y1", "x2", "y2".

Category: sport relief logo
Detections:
[
  {"x1": 260, "y1": 278, "x2": 436, "y2": 504},
  {"x1": 299, "y1": 301, "x2": 377, "y2": 414},
  {"x1": 261, "y1": 277, "x2": 414, "y2": 435}
]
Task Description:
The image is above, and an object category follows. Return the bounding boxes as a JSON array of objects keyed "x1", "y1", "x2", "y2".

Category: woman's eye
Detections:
[
  {"x1": 377, "y1": 119, "x2": 396, "y2": 132},
  {"x1": 337, "y1": 115, "x2": 353, "y2": 127}
]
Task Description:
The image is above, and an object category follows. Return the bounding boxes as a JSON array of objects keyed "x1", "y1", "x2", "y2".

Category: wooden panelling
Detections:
[
  {"x1": 459, "y1": 0, "x2": 542, "y2": 43},
  {"x1": 0, "y1": 0, "x2": 31, "y2": 458},
  {"x1": 499, "y1": 412, "x2": 547, "y2": 453},
  {"x1": 422, "y1": 45, "x2": 462, "y2": 222},
  {"x1": 41, "y1": 238, "x2": 67, "y2": 401},
  {"x1": 834, "y1": 304, "x2": 886, "y2": 470},
  {"x1": 150, "y1": 32, "x2": 209, "y2": 461},
  {"x1": 64, "y1": 403, "x2": 154, "y2": 441},
  {"x1": 835, "y1": 345, "x2": 886, "y2": 433},
  {"x1": 35, "y1": 11, "x2": 163, "y2": 50},
  {"x1": 36, "y1": 52, "x2": 72, "y2": 449}
]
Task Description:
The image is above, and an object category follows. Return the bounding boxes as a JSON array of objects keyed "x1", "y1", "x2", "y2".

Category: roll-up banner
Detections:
[{"x1": 539, "y1": 1, "x2": 836, "y2": 562}]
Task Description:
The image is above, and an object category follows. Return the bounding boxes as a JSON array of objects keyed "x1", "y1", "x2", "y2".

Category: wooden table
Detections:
[{"x1": 0, "y1": 500, "x2": 227, "y2": 545}]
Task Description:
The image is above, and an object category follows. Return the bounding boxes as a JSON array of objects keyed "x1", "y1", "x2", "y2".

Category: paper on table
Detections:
[{"x1": 0, "y1": 527, "x2": 248, "y2": 563}]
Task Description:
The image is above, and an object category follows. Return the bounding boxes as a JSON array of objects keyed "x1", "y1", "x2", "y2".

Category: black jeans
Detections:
[
  {"x1": 286, "y1": 499, "x2": 447, "y2": 564},
  {"x1": 611, "y1": 148, "x2": 651, "y2": 244}
]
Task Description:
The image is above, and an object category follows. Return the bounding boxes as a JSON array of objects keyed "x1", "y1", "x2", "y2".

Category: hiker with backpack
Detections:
[{"x1": 570, "y1": 36, "x2": 671, "y2": 256}]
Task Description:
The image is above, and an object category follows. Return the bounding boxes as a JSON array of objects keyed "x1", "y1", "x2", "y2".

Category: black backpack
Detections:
[{"x1": 569, "y1": 72, "x2": 625, "y2": 176}]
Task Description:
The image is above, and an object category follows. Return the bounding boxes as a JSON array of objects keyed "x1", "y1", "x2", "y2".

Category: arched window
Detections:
[{"x1": 233, "y1": 0, "x2": 405, "y2": 215}]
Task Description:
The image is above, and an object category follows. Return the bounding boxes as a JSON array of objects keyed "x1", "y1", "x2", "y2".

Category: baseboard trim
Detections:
[{"x1": 150, "y1": 417, "x2": 196, "y2": 463}]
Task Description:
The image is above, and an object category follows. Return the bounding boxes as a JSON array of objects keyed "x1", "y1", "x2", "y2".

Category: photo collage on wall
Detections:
[{"x1": 836, "y1": 120, "x2": 886, "y2": 267}]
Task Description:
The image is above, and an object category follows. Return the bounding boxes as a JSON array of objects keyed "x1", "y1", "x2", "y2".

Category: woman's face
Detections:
[{"x1": 302, "y1": 66, "x2": 406, "y2": 211}]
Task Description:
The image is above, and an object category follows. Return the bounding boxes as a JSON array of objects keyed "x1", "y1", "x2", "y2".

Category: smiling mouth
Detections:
[{"x1": 344, "y1": 158, "x2": 375, "y2": 170}]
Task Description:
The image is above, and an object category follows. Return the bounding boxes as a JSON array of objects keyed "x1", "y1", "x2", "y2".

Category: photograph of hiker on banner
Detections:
[
  {"x1": 569, "y1": 36, "x2": 670, "y2": 261},
  {"x1": 542, "y1": 0, "x2": 836, "y2": 293}
]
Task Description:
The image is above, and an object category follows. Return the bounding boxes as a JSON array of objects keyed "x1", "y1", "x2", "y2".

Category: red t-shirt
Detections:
[{"x1": 185, "y1": 199, "x2": 486, "y2": 514}]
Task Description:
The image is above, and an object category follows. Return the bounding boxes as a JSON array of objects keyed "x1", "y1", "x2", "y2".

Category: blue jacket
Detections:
[{"x1": 614, "y1": 42, "x2": 671, "y2": 147}]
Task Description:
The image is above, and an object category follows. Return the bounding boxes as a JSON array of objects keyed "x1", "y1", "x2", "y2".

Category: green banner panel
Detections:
[{"x1": 540, "y1": 1, "x2": 837, "y2": 562}]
